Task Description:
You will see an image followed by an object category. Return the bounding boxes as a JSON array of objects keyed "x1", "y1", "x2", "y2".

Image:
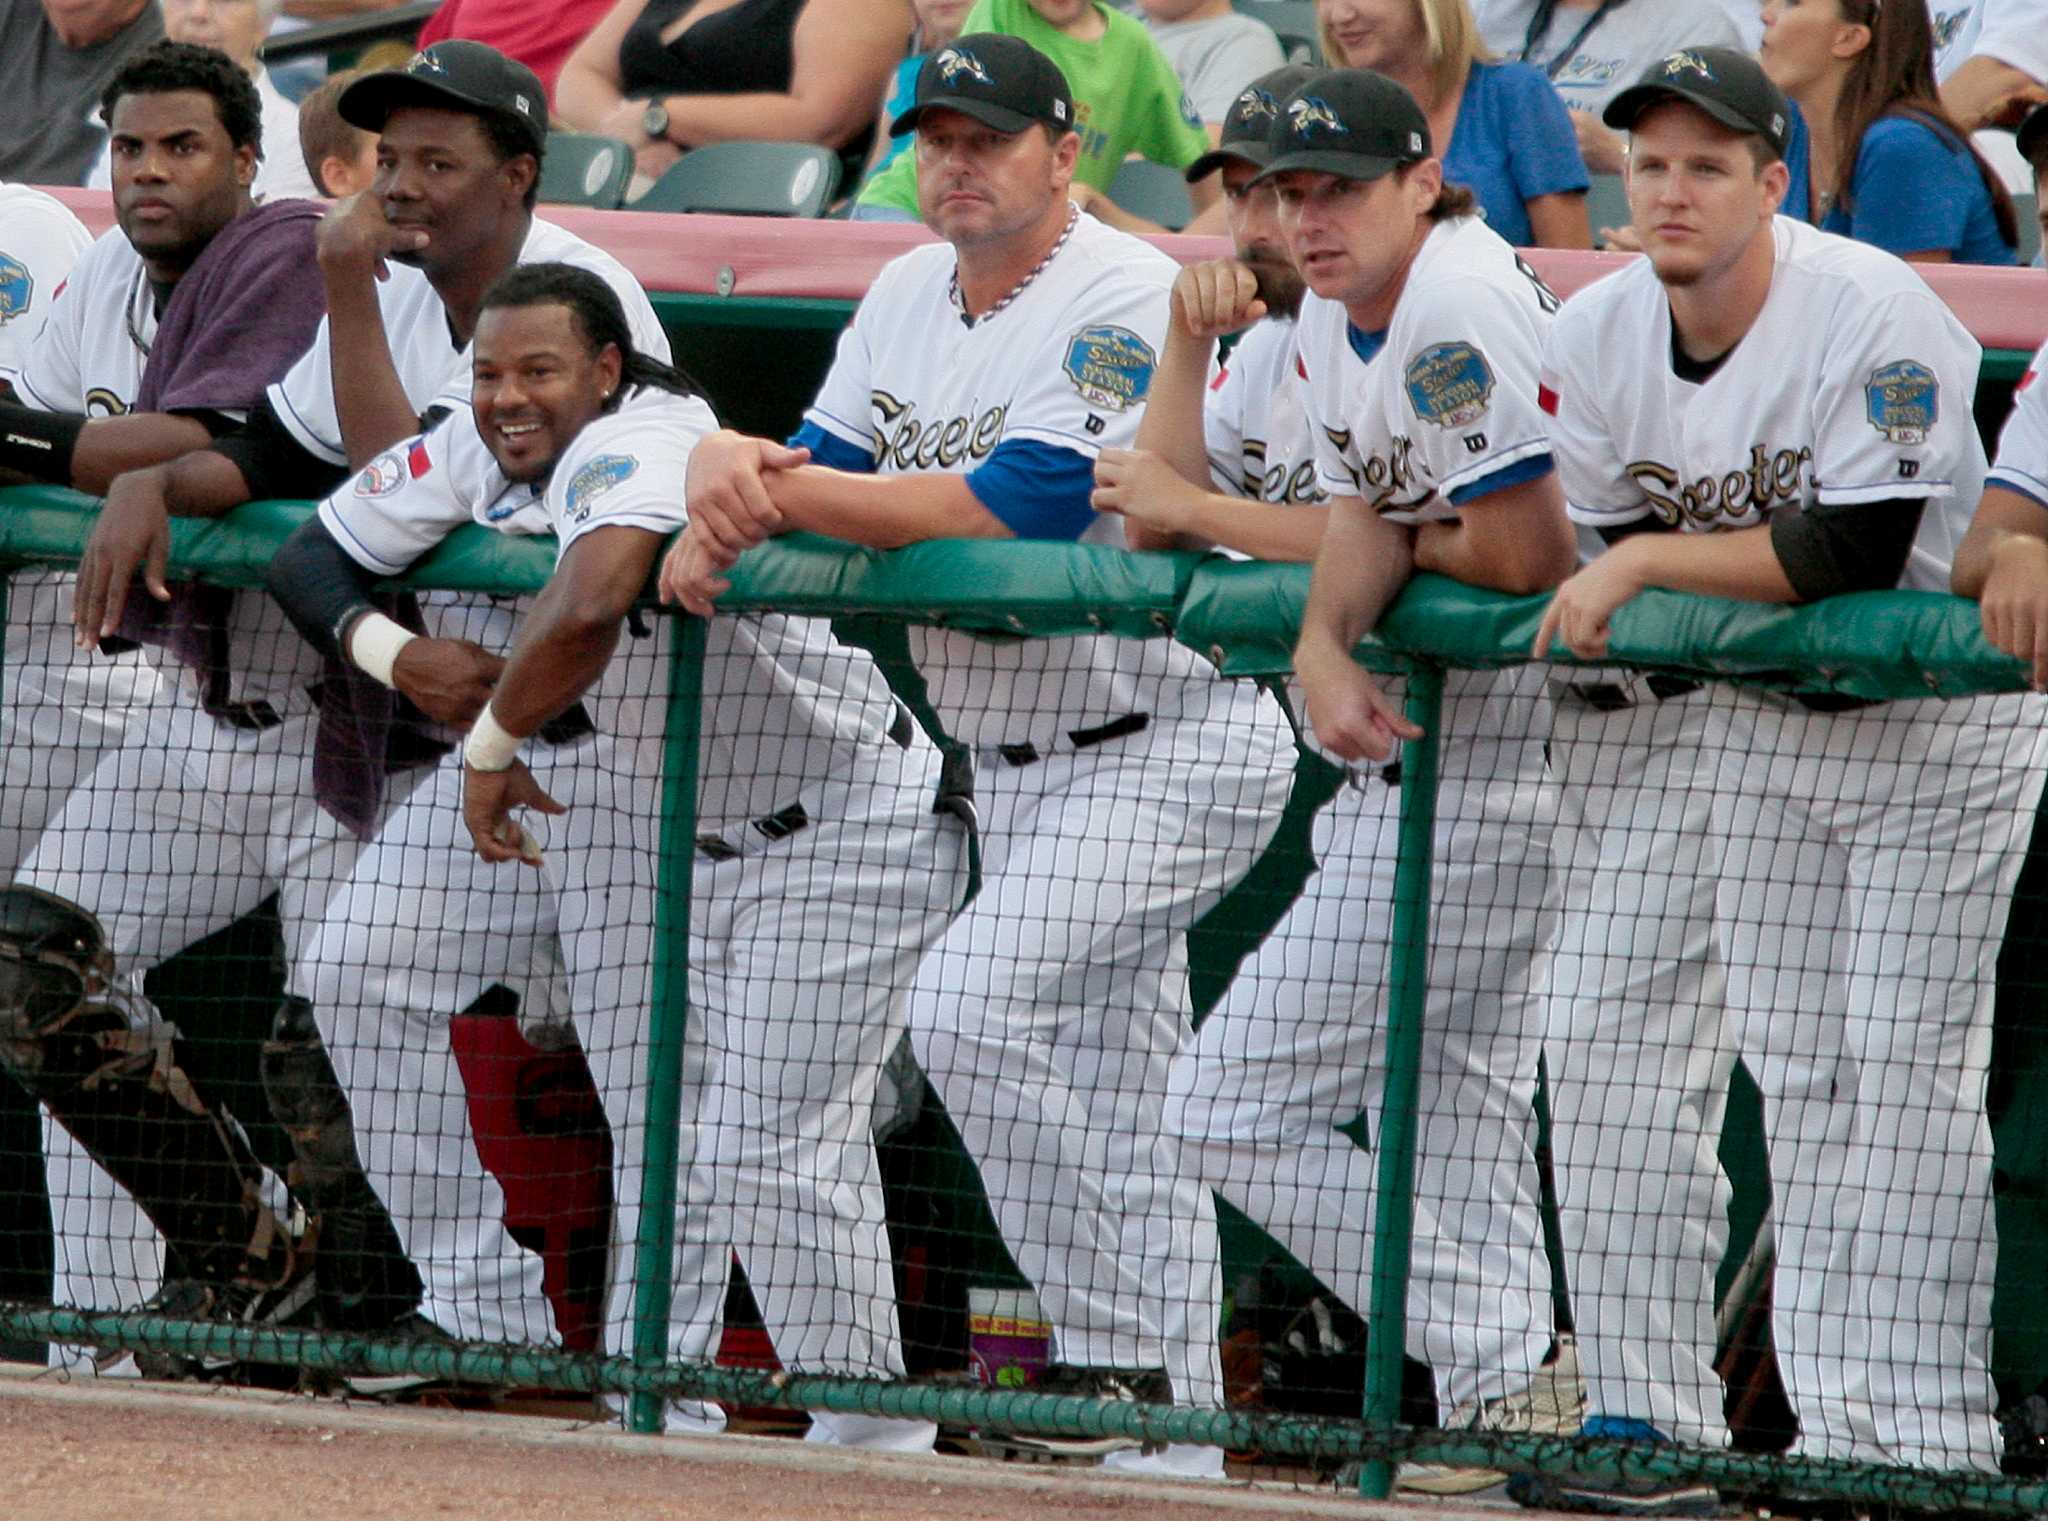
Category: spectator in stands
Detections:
[
  {"x1": 414, "y1": 0, "x2": 617, "y2": 103},
  {"x1": 864, "y1": 0, "x2": 973, "y2": 180},
  {"x1": 86, "y1": 0, "x2": 320, "y2": 200},
  {"x1": 1764, "y1": 0, "x2": 2019, "y2": 264},
  {"x1": 1316, "y1": 0, "x2": 1591, "y2": 245},
  {"x1": 0, "y1": 0, "x2": 165, "y2": 184},
  {"x1": 1133, "y1": 0, "x2": 1286, "y2": 136},
  {"x1": 296, "y1": 68, "x2": 379, "y2": 195},
  {"x1": 1477, "y1": 0, "x2": 1753, "y2": 173},
  {"x1": 555, "y1": 0, "x2": 910, "y2": 186},
  {"x1": 854, "y1": 0, "x2": 1219, "y2": 229}
]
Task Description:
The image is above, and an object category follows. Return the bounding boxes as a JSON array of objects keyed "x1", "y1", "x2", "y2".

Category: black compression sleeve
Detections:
[
  {"x1": 1769, "y1": 495, "x2": 1927, "y2": 602},
  {"x1": 0, "y1": 400, "x2": 85, "y2": 484},
  {"x1": 1598, "y1": 515, "x2": 1678, "y2": 546},
  {"x1": 210, "y1": 396, "x2": 350, "y2": 502},
  {"x1": 265, "y1": 514, "x2": 384, "y2": 660}
]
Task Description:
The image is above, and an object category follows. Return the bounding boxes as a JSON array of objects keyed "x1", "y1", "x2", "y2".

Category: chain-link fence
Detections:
[{"x1": 4, "y1": 485, "x2": 2048, "y2": 1514}]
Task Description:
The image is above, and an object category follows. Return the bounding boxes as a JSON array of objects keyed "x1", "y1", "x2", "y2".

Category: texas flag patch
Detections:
[
  {"x1": 2020, "y1": 368, "x2": 2038, "y2": 396},
  {"x1": 1537, "y1": 370, "x2": 1561, "y2": 416},
  {"x1": 408, "y1": 439, "x2": 433, "y2": 478},
  {"x1": 1209, "y1": 366, "x2": 1230, "y2": 392}
]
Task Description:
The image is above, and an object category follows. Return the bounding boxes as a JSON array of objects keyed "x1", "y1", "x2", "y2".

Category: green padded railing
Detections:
[{"x1": 0, "y1": 484, "x2": 2041, "y2": 1515}]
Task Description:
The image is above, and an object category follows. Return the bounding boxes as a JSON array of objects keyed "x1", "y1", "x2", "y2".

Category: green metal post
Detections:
[
  {"x1": 1357, "y1": 661, "x2": 1444, "y2": 1499},
  {"x1": 628, "y1": 614, "x2": 706, "y2": 1434}
]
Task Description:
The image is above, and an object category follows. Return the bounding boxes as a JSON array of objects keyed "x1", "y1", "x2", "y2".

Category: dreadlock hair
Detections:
[
  {"x1": 478, "y1": 263, "x2": 706, "y2": 409},
  {"x1": 1827, "y1": 0, "x2": 2018, "y2": 253},
  {"x1": 101, "y1": 40, "x2": 264, "y2": 160}
]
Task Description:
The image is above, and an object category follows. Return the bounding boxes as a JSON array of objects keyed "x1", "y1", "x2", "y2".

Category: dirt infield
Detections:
[{"x1": 0, "y1": 1366, "x2": 1518, "y2": 1521}]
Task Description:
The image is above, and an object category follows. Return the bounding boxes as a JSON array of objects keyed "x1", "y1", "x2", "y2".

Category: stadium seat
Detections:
[
  {"x1": 1108, "y1": 157, "x2": 1194, "y2": 231},
  {"x1": 1585, "y1": 172, "x2": 1631, "y2": 246},
  {"x1": 632, "y1": 142, "x2": 842, "y2": 217},
  {"x1": 2015, "y1": 192, "x2": 2041, "y2": 267},
  {"x1": 538, "y1": 132, "x2": 634, "y2": 210},
  {"x1": 1232, "y1": 0, "x2": 1320, "y2": 64}
]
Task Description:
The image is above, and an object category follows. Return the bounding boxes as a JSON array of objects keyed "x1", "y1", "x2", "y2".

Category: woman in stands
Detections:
[
  {"x1": 554, "y1": 0, "x2": 910, "y2": 185},
  {"x1": 1315, "y1": 0, "x2": 1592, "y2": 246},
  {"x1": 1762, "y1": 0, "x2": 2019, "y2": 264}
]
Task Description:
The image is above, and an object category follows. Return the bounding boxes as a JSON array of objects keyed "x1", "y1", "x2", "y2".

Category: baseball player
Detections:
[
  {"x1": 267, "y1": 261, "x2": 964, "y2": 1448},
  {"x1": 0, "y1": 184, "x2": 89, "y2": 381},
  {"x1": 1145, "y1": 67, "x2": 1579, "y2": 1489},
  {"x1": 663, "y1": 35, "x2": 1295, "y2": 1479},
  {"x1": 1528, "y1": 48, "x2": 2048, "y2": 1490},
  {"x1": 0, "y1": 42, "x2": 329, "y2": 1350}
]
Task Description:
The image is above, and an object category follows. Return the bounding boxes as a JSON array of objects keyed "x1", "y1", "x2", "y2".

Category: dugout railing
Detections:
[{"x1": 0, "y1": 482, "x2": 2045, "y2": 1516}]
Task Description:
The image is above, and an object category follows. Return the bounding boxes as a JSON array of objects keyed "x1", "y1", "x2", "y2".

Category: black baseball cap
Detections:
[
  {"x1": 1186, "y1": 63, "x2": 1320, "y2": 181},
  {"x1": 2019, "y1": 101, "x2": 2048, "y2": 173},
  {"x1": 1250, "y1": 68, "x2": 1432, "y2": 185},
  {"x1": 338, "y1": 40, "x2": 548, "y2": 156},
  {"x1": 890, "y1": 34, "x2": 1074, "y2": 136},
  {"x1": 1604, "y1": 46, "x2": 1792, "y2": 161}
]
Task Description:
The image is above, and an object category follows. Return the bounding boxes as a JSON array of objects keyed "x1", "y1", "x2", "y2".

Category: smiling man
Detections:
[
  {"x1": 74, "y1": 39, "x2": 668, "y2": 640},
  {"x1": 1525, "y1": 46, "x2": 2048, "y2": 1498},
  {"x1": 664, "y1": 34, "x2": 1294, "y2": 1477}
]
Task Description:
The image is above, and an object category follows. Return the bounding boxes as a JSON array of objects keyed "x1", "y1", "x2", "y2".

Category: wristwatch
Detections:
[{"x1": 641, "y1": 100, "x2": 670, "y2": 143}]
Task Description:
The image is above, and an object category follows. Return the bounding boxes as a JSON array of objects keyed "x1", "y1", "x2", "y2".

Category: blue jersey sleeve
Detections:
[
  {"x1": 1444, "y1": 450, "x2": 1554, "y2": 507},
  {"x1": 1839, "y1": 117, "x2": 1971, "y2": 257},
  {"x1": 964, "y1": 438, "x2": 1099, "y2": 540},
  {"x1": 789, "y1": 418, "x2": 878, "y2": 474}
]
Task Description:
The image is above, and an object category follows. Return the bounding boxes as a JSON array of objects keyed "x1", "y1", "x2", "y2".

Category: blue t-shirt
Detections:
[
  {"x1": 1783, "y1": 102, "x2": 2014, "y2": 266},
  {"x1": 1443, "y1": 59, "x2": 1589, "y2": 248}
]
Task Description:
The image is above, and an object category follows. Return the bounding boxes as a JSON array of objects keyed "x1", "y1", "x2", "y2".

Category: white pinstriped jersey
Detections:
[
  {"x1": 1204, "y1": 315, "x2": 1322, "y2": 506},
  {"x1": 1989, "y1": 339, "x2": 2048, "y2": 509},
  {"x1": 802, "y1": 211, "x2": 1234, "y2": 751},
  {"x1": 1539, "y1": 216, "x2": 1985, "y2": 593},
  {"x1": 0, "y1": 184, "x2": 91, "y2": 385},
  {"x1": 318, "y1": 393, "x2": 904, "y2": 832},
  {"x1": 1297, "y1": 215, "x2": 1558, "y2": 526},
  {"x1": 6, "y1": 226, "x2": 151, "y2": 419},
  {"x1": 269, "y1": 217, "x2": 669, "y2": 467}
]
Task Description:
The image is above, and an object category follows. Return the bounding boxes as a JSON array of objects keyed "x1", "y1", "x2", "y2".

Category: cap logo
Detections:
[
  {"x1": 1286, "y1": 96, "x2": 1345, "y2": 142},
  {"x1": 513, "y1": 92, "x2": 531, "y2": 115},
  {"x1": 1234, "y1": 86, "x2": 1279, "y2": 124},
  {"x1": 935, "y1": 47, "x2": 994, "y2": 87},
  {"x1": 1659, "y1": 50, "x2": 1714, "y2": 82},
  {"x1": 1407, "y1": 130, "x2": 1424, "y2": 153},
  {"x1": 1770, "y1": 112, "x2": 1784, "y2": 136},
  {"x1": 1052, "y1": 99, "x2": 1067, "y2": 122},
  {"x1": 406, "y1": 48, "x2": 448, "y2": 76}
]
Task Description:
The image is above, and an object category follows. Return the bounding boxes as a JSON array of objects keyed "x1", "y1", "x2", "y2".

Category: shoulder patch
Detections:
[
  {"x1": 1404, "y1": 341, "x2": 1495, "y2": 428},
  {"x1": 1866, "y1": 359, "x2": 1938, "y2": 445},
  {"x1": 407, "y1": 439, "x2": 433, "y2": 479},
  {"x1": 565, "y1": 452, "x2": 639, "y2": 523},
  {"x1": 0, "y1": 254, "x2": 32, "y2": 323},
  {"x1": 353, "y1": 447, "x2": 408, "y2": 498},
  {"x1": 1063, "y1": 325, "x2": 1157, "y2": 413}
]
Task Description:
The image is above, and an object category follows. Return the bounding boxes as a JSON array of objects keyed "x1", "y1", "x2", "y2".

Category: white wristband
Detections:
[
  {"x1": 463, "y1": 703, "x2": 524, "y2": 773},
  {"x1": 346, "y1": 612, "x2": 417, "y2": 688}
]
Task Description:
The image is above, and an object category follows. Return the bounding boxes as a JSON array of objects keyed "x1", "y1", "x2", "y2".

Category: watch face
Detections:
[{"x1": 642, "y1": 101, "x2": 668, "y2": 140}]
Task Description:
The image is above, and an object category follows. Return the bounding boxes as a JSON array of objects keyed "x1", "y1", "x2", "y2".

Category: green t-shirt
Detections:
[{"x1": 856, "y1": 0, "x2": 1209, "y2": 214}]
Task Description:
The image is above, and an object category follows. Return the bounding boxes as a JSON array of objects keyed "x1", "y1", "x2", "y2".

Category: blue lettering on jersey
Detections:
[
  {"x1": 0, "y1": 254, "x2": 31, "y2": 323},
  {"x1": 565, "y1": 453, "x2": 638, "y2": 523},
  {"x1": 1404, "y1": 341, "x2": 1495, "y2": 428},
  {"x1": 1063, "y1": 325, "x2": 1157, "y2": 413},
  {"x1": 1867, "y1": 360, "x2": 1938, "y2": 445}
]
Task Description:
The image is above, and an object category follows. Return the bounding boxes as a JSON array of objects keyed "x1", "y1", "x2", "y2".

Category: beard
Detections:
[{"x1": 1244, "y1": 251, "x2": 1306, "y2": 320}]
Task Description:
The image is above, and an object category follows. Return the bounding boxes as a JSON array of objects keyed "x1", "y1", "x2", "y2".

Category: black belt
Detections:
[
  {"x1": 1567, "y1": 674, "x2": 1702, "y2": 711},
  {"x1": 997, "y1": 712, "x2": 1149, "y2": 767},
  {"x1": 696, "y1": 702, "x2": 913, "y2": 859}
]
